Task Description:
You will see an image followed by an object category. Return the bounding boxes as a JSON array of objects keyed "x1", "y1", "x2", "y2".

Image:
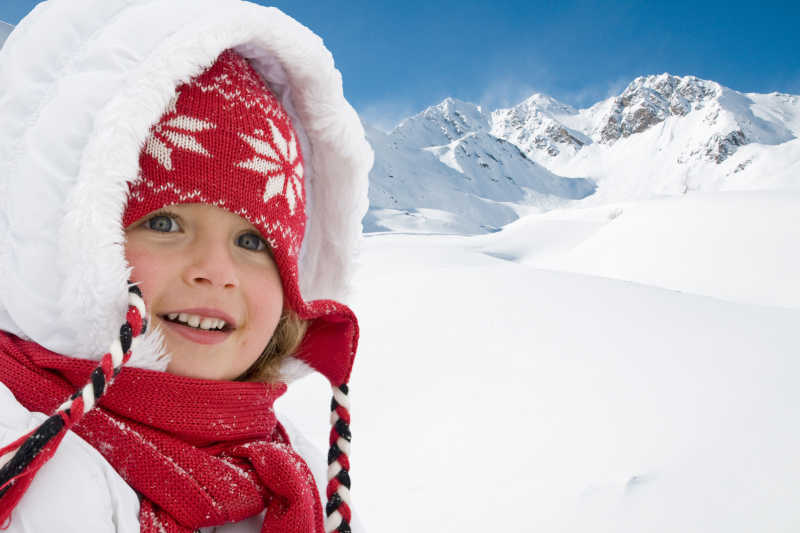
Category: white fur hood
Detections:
[{"x1": 0, "y1": 0, "x2": 372, "y2": 368}]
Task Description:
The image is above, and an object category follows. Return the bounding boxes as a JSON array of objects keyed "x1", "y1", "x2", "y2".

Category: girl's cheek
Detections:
[{"x1": 125, "y1": 242, "x2": 164, "y2": 296}]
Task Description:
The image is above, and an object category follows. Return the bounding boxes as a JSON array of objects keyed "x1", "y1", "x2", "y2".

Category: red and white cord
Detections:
[{"x1": 325, "y1": 384, "x2": 352, "y2": 533}]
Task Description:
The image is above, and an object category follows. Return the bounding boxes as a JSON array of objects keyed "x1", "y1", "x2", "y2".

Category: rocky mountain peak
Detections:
[
  {"x1": 491, "y1": 93, "x2": 587, "y2": 160},
  {"x1": 599, "y1": 73, "x2": 721, "y2": 143}
]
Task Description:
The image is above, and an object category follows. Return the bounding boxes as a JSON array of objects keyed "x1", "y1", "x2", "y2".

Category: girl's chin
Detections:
[{"x1": 164, "y1": 353, "x2": 233, "y2": 381}]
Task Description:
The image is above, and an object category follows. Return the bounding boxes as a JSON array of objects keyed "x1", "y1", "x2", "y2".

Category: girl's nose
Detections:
[{"x1": 182, "y1": 237, "x2": 239, "y2": 289}]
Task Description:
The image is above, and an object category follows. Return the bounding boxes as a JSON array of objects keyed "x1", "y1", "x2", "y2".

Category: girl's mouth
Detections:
[
  {"x1": 162, "y1": 312, "x2": 231, "y2": 331},
  {"x1": 158, "y1": 312, "x2": 235, "y2": 345}
]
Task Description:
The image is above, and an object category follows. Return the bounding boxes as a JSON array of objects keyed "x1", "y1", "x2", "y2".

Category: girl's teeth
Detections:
[{"x1": 168, "y1": 312, "x2": 227, "y2": 330}]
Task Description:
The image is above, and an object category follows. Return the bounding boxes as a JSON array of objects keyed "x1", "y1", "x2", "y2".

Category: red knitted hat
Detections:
[{"x1": 123, "y1": 49, "x2": 358, "y2": 387}]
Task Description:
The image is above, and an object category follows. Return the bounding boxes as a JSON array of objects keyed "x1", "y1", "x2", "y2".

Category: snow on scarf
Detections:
[{"x1": 0, "y1": 332, "x2": 324, "y2": 532}]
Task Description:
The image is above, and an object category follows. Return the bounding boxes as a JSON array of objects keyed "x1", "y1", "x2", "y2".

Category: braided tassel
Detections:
[
  {"x1": 325, "y1": 384, "x2": 352, "y2": 533},
  {"x1": 0, "y1": 285, "x2": 147, "y2": 524}
]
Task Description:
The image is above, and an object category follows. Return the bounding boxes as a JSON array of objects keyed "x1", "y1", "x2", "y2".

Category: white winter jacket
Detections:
[{"x1": 0, "y1": 0, "x2": 371, "y2": 531}]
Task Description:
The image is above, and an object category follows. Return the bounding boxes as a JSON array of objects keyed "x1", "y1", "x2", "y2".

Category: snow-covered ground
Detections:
[
  {"x1": 279, "y1": 189, "x2": 800, "y2": 532},
  {"x1": 474, "y1": 190, "x2": 800, "y2": 309}
]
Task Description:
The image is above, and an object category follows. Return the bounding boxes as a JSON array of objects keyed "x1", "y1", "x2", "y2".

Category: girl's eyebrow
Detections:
[
  {"x1": 149, "y1": 208, "x2": 183, "y2": 221},
  {"x1": 152, "y1": 207, "x2": 181, "y2": 216}
]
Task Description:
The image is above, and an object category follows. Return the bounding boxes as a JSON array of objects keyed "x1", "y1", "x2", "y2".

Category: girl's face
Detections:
[{"x1": 124, "y1": 204, "x2": 283, "y2": 380}]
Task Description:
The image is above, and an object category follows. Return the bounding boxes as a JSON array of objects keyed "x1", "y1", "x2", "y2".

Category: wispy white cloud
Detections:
[
  {"x1": 477, "y1": 78, "x2": 544, "y2": 112},
  {"x1": 477, "y1": 72, "x2": 635, "y2": 113},
  {"x1": 475, "y1": 57, "x2": 559, "y2": 112},
  {"x1": 357, "y1": 98, "x2": 421, "y2": 133},
  {"x1": 356, "y1": 74, "x2": 636, "y2": 130},
  {"x1": 558, "y1": 75, "x2": 632, "y2": 109}
]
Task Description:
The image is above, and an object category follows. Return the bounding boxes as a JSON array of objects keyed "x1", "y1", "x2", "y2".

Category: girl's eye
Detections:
[
  {"x1": 237, "y1": 232, "x2": 267, "y2": 252},
  {"x1": 146, "y1": 214, "x2": 180, "y2": 233}
]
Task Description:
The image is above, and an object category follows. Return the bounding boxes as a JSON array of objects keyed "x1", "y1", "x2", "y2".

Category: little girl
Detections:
[{"x1": 0, "y1": 1, "x2": 371, "y2": 532}]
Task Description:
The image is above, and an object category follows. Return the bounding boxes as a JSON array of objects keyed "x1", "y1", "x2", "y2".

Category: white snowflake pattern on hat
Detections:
[
  {"x1": 144, "y1": 96, "x2": 216, "y2": 171},
  {"x1": 236, "y1": 118, "x2": 304, "y2": 215}
]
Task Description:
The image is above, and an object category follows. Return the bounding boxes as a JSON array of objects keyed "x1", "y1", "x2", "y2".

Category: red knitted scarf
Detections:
[{"x1": 0, "y1": 332, "x2": 324, "y2": 532}]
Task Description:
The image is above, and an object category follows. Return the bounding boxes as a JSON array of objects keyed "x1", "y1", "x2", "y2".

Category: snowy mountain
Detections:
[
  {"x1": 364, "y1": 121, "x2": 521, "y2": 234},
  {"x1": 365, "y1": 99, "x2": 596, "y2": 234},
  {"x1": 496, "y1": 74, "x2": 795, "y2": 161},
  {"x1": 496, "y1": 74, "x2": 799, "y2": 203},
  {"x1": 390, "y1": 97, "x2": 491, "y2": 149},
  {"x1": 491, "y1": 93, "x2": 589, "y2": 162},
  {"x1": 366, "y1": 73, "x2": 800, "y2": 231}
]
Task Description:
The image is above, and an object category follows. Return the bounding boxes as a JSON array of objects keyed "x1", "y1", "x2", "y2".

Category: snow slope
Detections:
[
  {"x1": 365, "y1": 121, "x2": 526, "y2": 234},
  {"x1": 474, "y1": 190, "x2": 800, "y2": 309},
  {"x1": 366, "y1": 119, "x2": 594, "y2": 234},
  {"x1": 279, "y1": 214, "x2": 800, "y2": 532},
  {"x1": 425, "y1": 132, "x2": 595, "y2": 204}
]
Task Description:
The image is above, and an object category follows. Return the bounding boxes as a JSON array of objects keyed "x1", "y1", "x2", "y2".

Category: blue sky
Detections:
[{"x1": 3, "y1": 1, "x2": 798, "y2": 130}]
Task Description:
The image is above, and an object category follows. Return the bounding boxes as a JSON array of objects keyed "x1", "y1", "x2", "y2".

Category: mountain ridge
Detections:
[{"x1": 366, "y1": 73, "x2": 800, "y2": 233}]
